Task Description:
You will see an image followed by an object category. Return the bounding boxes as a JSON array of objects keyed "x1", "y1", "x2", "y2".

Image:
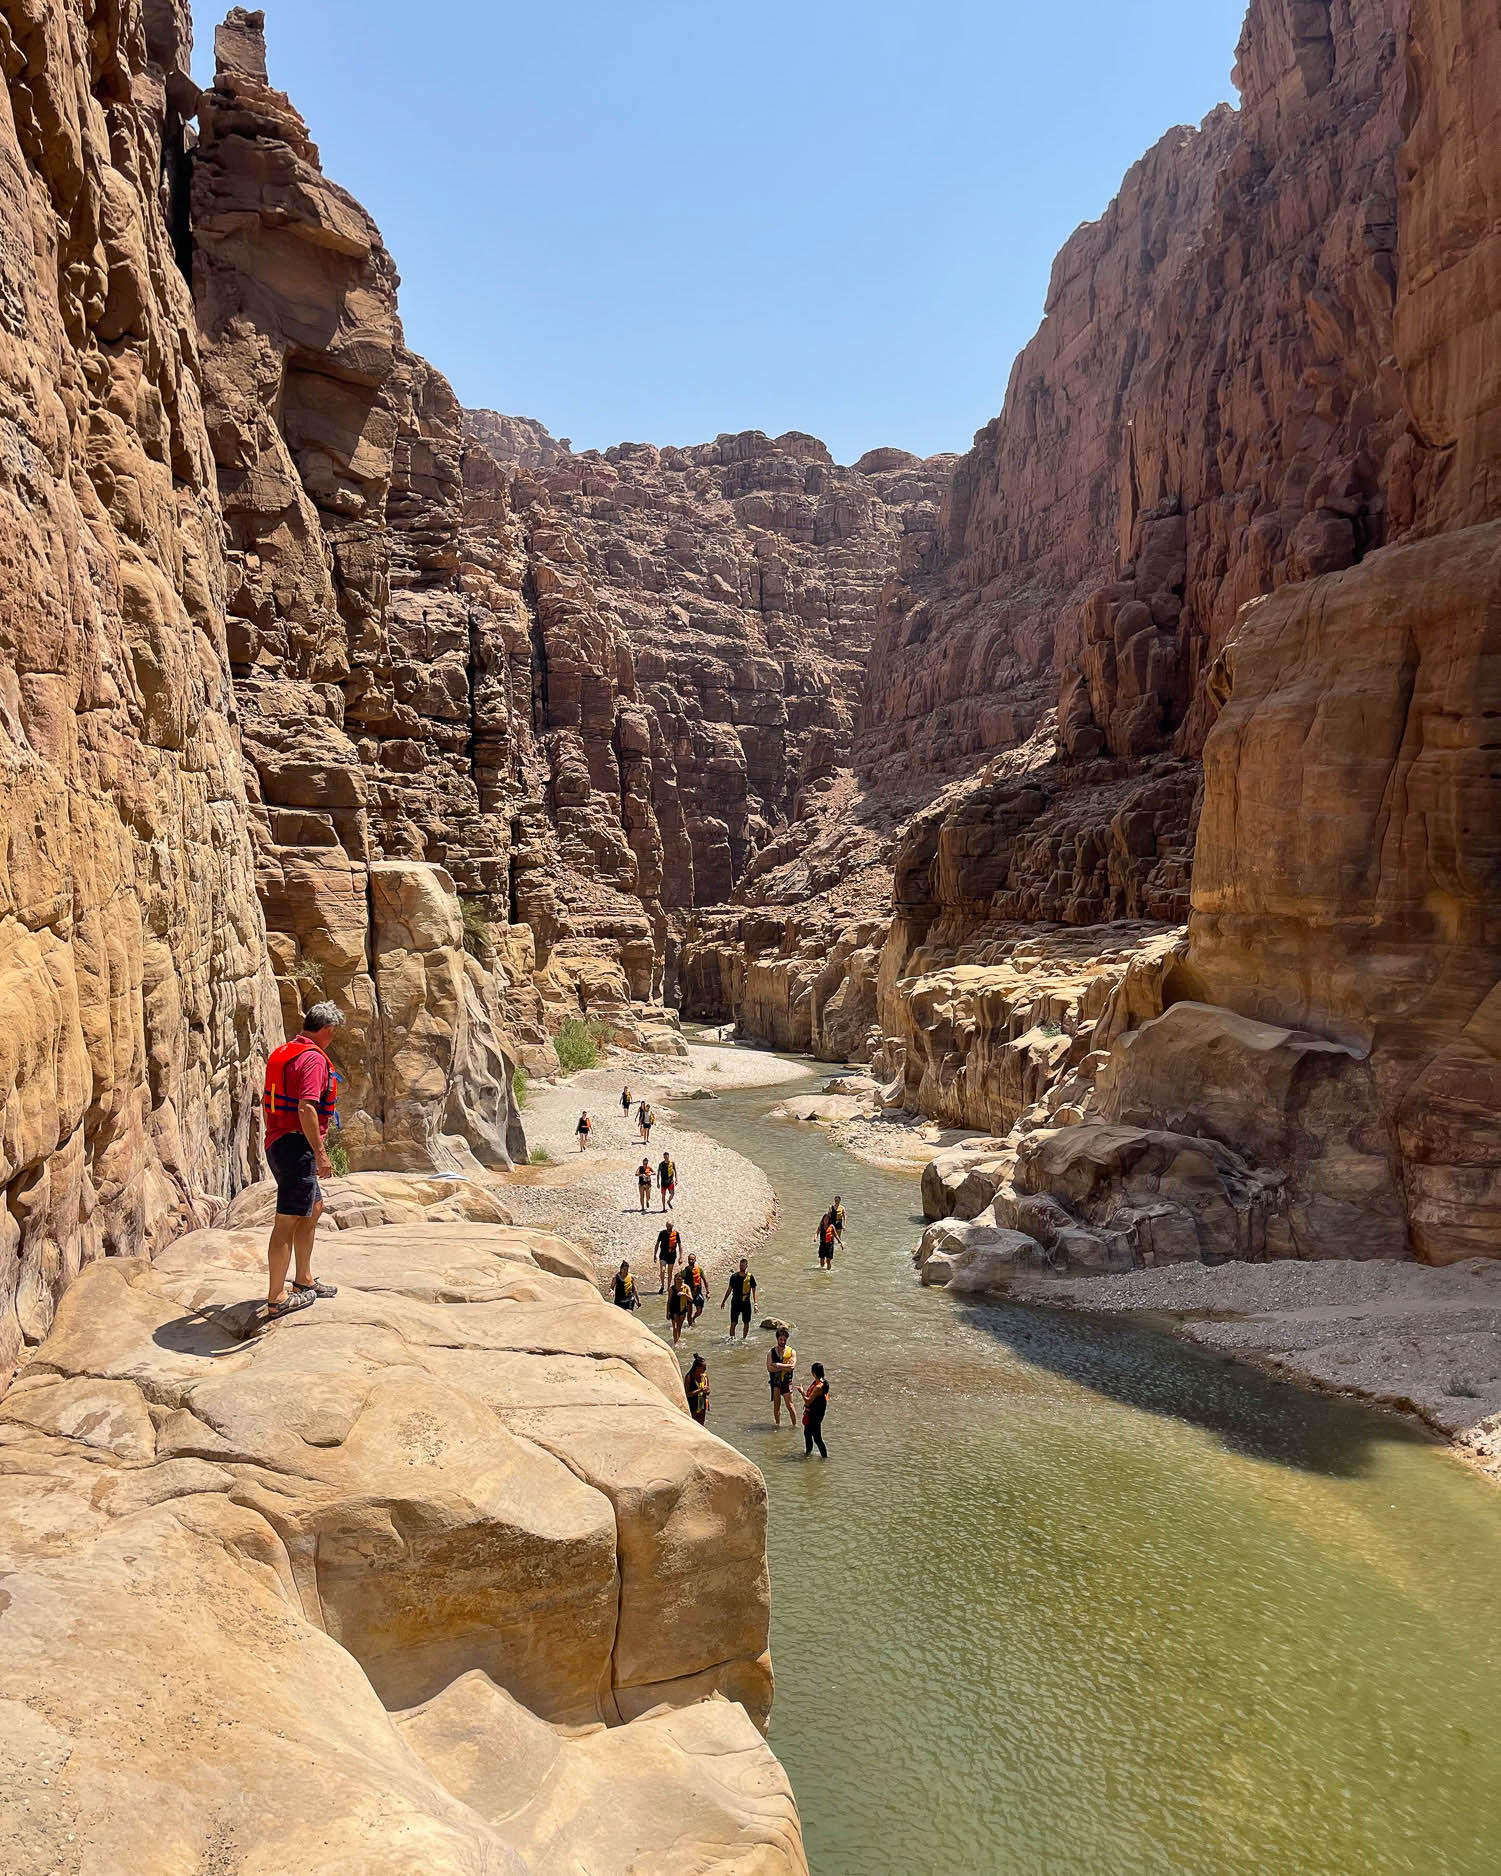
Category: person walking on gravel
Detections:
[
  {"x1": 655, "y1": 1220, "x2": 682, "y2": 1293},
  {"x1": 721, "y1": 1257, "x2": 757, "y2": 1341},
  {"x1": 638, "y1": 1101, "x2": 655, "y2": 1144},
  {"x1": 612, "y1": 1260, "x2": 640, "y2": 1311},
  {"x1": 260, "y1": 1003, "x2": 344, "y2": 1321},
  {"x1": 767, "y1": 1327, "x2": 797, "y2": 1427},
  {"x1": 658, "y1": 1150, "x2": 677, "y2": 1212},
  {"x1": 637, "y1": 1157, "x2": 654, "y2": 1212},
  {"x1": 575, "y1": 1110, "x2": 592, "y2": 1153},
  {"x1": 621, "y1": 1083, "x2": 633, "y2": 1119}
]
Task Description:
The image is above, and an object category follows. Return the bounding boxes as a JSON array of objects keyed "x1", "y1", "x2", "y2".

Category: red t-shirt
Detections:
[{"x1": 265, "y1": 1044, "x2": 334, "y2": 1146}]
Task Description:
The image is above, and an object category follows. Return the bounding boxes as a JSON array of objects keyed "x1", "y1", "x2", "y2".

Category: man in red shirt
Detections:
[{"x1": 261, "y1": 1002, "x2": 343, "y2": 1319}]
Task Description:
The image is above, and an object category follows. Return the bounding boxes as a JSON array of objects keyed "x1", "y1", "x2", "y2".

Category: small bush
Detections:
[
  {"x1": 1038, "y1": 1021, "x2": 1063, "y2": 1039},
  {"x1": 289, "y1": 955, "x2": 325, "y2": 991},
  {"x1": 1447, "y1": 1379, "x2": 1481, "y2": 1399},
  {"x1": 327, "y1": 1138, "x2": 350, "y2": 1177},
  {"x1": 512, "y1": 1065, "x2": 528, "y2": 1110},
  {"x1": 459, "y1": 898, "x2": 492, "y2": 964},
  {"x1": 554, "y1": 1018, "x2": 601, "y2": 1074},
  {"x1": 529, "y1": 1146, "x2": 552, "y2": 1165}
]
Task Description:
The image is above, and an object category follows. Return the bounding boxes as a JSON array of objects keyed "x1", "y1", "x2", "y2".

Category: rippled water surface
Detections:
[{"x1": 654, "y1": 1051, "x2": 1501, "y2": 1876}]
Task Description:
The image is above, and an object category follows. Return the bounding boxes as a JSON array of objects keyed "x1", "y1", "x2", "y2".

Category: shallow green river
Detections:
[{"x1": 652, "y1": 1051, "x2": 1501, "y2": 1876}]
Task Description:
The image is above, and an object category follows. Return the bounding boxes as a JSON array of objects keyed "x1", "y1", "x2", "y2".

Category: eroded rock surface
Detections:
[{"x1": 0, "y1": 1221, "x2": 805, "y2": 1873}]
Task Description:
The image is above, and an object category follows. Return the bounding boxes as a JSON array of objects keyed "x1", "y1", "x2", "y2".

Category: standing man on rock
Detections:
[{"x1": 261, "y1": 1002, "x2": 343, "y2": 1321}]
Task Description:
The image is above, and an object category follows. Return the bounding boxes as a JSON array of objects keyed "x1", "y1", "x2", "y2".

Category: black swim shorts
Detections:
[
  {"x1": 268, "y1": 1133, "x2": 321, "y2": 1218},
  {"x1": 733, "y1": 1299, "x2": 752, "y2": 1325}
]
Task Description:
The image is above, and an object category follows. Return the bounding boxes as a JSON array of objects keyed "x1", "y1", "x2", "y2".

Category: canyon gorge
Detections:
[{"x1": 2, "y1": 0, "x2": 1501, "y2": 1867}]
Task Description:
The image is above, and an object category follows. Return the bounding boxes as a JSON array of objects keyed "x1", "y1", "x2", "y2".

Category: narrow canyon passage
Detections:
[{"x1": 657, "y1": 1045, "x2": 1501, "y2": 1876}]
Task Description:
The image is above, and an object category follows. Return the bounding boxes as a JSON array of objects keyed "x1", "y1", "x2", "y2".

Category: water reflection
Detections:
[{"x1": 667, "y1": 1054, "x2": 1501, "y2": 1876}]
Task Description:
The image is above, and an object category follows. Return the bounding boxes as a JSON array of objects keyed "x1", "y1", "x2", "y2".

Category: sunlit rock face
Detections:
[
  {"x1": 0, "y1": 1224, "x2": 808, "y2": 1874},
  {"x1": 804, "y1": 0, "x2": 1501, "y2": 1267},
  {"x1": 0, "y1": 0, "x2": 274, "y2": 1382}
]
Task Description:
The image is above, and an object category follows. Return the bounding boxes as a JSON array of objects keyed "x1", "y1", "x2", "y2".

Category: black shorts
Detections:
[
  {"x1": 733, "y1": 1299, "x2": 752, "y2": 1325},
  {"x1": 659, "y1": 1251, "x2": 678, "y2": 1271},
  {"x1": 268, "y1": 1133, "x2": 321, "y2": 1218},
  {"x1": 770, "y1": 1376, "x2": 792, "y2": 1397}
]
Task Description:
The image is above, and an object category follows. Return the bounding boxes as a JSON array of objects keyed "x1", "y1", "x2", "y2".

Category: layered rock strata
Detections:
[{"x1": 0, "y1": 1221, "x2": 806, "y2": 1872}]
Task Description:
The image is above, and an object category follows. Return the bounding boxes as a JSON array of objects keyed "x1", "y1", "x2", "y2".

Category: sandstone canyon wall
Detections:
[
  {"x1": 864, "y1": 0, "x2": 1501, "y2": 1270},
  {"x1": 0, "y1": 0, "x2": 273, "y2": 1381}
]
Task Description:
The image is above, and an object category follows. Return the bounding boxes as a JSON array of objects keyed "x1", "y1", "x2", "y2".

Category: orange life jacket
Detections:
[{"x1": 262, "y1": 1035, "x2": 340, "y2": 1129}]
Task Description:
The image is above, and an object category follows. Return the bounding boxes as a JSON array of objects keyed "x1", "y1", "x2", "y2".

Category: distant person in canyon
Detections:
[
  {"x1": 667, "y1": 1270, "x2": 694, "y2": 1346},
  {"x1": 636, "y1": 1157, "x2": 654, "y2": 1212},
  {"x1": 620, "y1": 1083, "x2": 633, "y2": 1119},
  {"x1": 260, "y1": 1003, "x2": 344, "y2": 1320},
  {"x1": 722, "y1": 1258, "x2": 758, "y2": 1340},
  {"x1": 801, "y1": 1363, "x2": 830, "y2": 1458},
  {"x1": 685, "y1": 1252, "x2": 708, "y2": 1324},
  {"x1": 684, "y1": 1353, "x2": 710, "y2": 1424},
  {"x1": 831, "y1": 1197, "x2": 846, "y2": 1235},
  {"x1": 637, "y1": 1099, "x2": 654, "y2": 1142},
  {"x1": 575, "y1": 1110, "x2": 592, "y2": 1153},
  {"x1": 658, "y1": 1151, "x2": 677, "y2": 1211},
  {"x1": 612, "y1": 1261, "x2": 640, "y2": 1311},
  {"x1": 655, "y1": 1220, "x2": 681, "y2": 1293},
  {"x1": 816, "y1": 1211, "x2": 839, "y2": 1270},
  {"x1": 767, "y1": 1327, "x2": 798, "y2": 1427}
]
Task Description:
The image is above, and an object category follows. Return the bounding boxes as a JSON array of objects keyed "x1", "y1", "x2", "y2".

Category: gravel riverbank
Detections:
[
  {"x1": 501, "y1": 1043, "x2": 806, "y2": 1291},
  {"x1": 1009, "y1": 1256, "x2": 1501, "y2": 1481}
]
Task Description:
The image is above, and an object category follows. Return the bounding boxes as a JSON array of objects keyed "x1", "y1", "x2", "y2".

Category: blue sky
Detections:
[{"x1": 195, "y1": 2, "x2": 1247, "y2": 464}]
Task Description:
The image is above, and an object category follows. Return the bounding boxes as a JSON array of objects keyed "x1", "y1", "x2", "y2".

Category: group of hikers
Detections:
[
  {"x1": 574, "y1": 1084, "x2": 657, "y2": 1154},
  {"x1": 256, "y1": 1015, "x2": 837, "y2": 1457},
  {"x1": 607, "y1": 1081, "x2": 840, "y2": 1458}
]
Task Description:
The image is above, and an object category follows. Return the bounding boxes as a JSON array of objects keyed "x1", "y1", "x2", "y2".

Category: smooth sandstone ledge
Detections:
[{"x1": 0, "y1": 1221, "x2": 807, "y2": 1876}]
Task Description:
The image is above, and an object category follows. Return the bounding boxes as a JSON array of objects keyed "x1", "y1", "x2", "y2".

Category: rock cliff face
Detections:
[
  {"x1": 468, "y1": 413, "x2": 953, "y2": 962},
  {"x1": 858, "y1": 0, "x2": 1501, "y2": 1270},
  {"x1": 0, "y1": 0, "x2": 273, "y2": 1380},
  {"x1": 0, "y1": 1222, "x2": 807, "y2": 1873}
]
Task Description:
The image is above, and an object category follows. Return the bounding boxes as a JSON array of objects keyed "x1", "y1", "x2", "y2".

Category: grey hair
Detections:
[{"x1": 302, "y1": 1001, "x2": 344, "y2": 1032}]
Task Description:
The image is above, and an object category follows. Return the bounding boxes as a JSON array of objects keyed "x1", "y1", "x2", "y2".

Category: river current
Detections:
[{"x1": 648, "y1": 1049, "x2": 1501, "y2": 1876}]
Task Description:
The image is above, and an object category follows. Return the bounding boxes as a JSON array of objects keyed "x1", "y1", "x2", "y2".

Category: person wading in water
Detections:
[
  {"x1": 684, "y1": 1353, "x2": 710, "y2": 1424},
  {"x1": 667, "y1": 1269, "x2": 694, "y2": 1346},
  {"x1": 612, "y1": 1261, "x2": 640, "y2": 1311},
  {"x1": 721, "y1": 1257, "x2": 757, "y2": 1341},
  {"x1": 816, "y1": 1209, "x2": 839, "y2": 1270},
  {"x1": 655, "y1": 1219, "x2": 682, "y2": 1293},
  {"x1": 575, "y1": 1110, "x2": 592, "y2": 1153},
  {"x1": 658, "y1": 1150, "x2": 677, "y2": 1212},
  {"x1": 685, "y1": 1251, "x2": 708, "y2": 1324},
  {"x1": 801, "y1": 1362, "x2": 830, "y2": 1458},
  {"x1": 637, "y1": 1157, "x2": 654, "y2": 1212},
  {"x1": 260, "y1": 1003, "x2": 344, "y2": 1320},
  {"x1": 767, "y1": 1326, "x2": 797, "y2": 1428}
]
